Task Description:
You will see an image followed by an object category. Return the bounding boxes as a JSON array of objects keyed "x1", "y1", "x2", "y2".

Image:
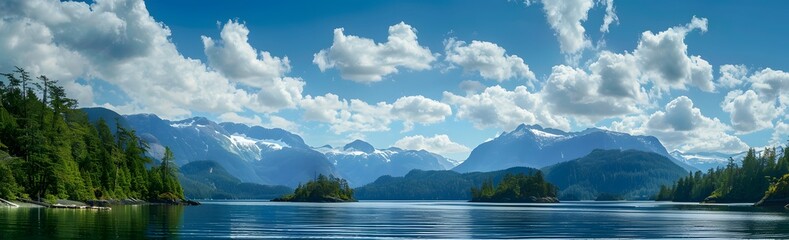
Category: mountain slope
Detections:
[
  {"x1": 454, "y1": 124, "x2": 695, "y2": 173},
  {"x1": 84, "y1": 107, "x2": 337, "y2": 187},
  {"x1": 319, "y1": 140, "x2": 459, "y2": 187},
  {"x1": 355, "y1": 167, "x2": 538, "y2": 200},
  {"x1": 542, "y1": 149, "x2": 689, "y2": 200},
  {"x1": 179, "y1": 161, "x2": 292, "y2": 199}
]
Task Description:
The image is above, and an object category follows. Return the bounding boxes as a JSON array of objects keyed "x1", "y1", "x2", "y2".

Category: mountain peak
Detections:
[{"x1": 343, "y1": 139, "x2": 375, "y2": 153}]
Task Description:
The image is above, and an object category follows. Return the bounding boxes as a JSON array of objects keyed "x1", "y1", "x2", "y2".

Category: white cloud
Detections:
[
  {"x1": 0, "y1": 13, "x2": 92, "y2": 103},
  {"x1": 300, "y1": 93, "x2": 345, "y2": 122},
  {"x1": 749, "y1": 68, "x2": 789, "y2": 107},
  {"x1": 721, "y1": 90, "x2": 779, "y2": 133},
  {"x1": 599, "y1": 0, "x2": 618, "y2": 33},
  {"x1": 393, "y1": 134, "x2": 470, "y2": 155},
  {"x1": 0, "y1": 0, "x2": 308, "y2": 120},
  {"x1": 443, "y1": 85, "x2": 570, "y2": 131},
  {"x1": 718, "y1": 64, "x2": 748, "y2": 89},
  {"x1": 218, "y1": 112, "x2": 264, "y2": 126},
  {"x1": 719, "y1": 68, "x2": 788, "y2": 134},
  {"x1": 542, "y1": 53, "x2": 648, "y2": 121},
  {"x1": 540, "y1": 0, "x2": 594, "y2": 56},
  {"x1": 391, "y1": 96, "x2": 452, "y2": 132},
  {"x1": 301, "y1": 94, "x2": 450, "y2": 134},
  {"x1": 443, "y1": 38, "x2": 536, "y2": 83},
  {"x1": 634, "y1": 16, "x2": 714, "y2": 92},
  {"x1": 203, "y1": 20, "x2": 304, "y2": 112},
  {"x1": 267, "y1": 115, "x2": 301, "y2": 134},
  {"x1": 202, "y1": 20, "x2": 290, "y2": 88},
  {"x1": 218, "y1": 112, "x2": 301, "y2": 134},
  {"x1": 313, "y1": 22, "x2": 436, "y2": 83},
  {"x1": 770, "y1": 121, "x2": 789, "y2": 147},
  {"x1": 610, "y1": 96, "x2": 748, "y2": 154}
]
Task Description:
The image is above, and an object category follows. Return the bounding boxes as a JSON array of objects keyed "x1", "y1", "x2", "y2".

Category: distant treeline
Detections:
[
  {"x1": 0, "y1": 68, "x2": 184, "y2": 202},
  {"x1": 656, "y1": 146, "x2": 789, "y2": 203}
]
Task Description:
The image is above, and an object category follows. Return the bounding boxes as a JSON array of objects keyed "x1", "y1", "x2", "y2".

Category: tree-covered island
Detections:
[
  {"x1": 470, "y1": 171, "x2": 559, "y2": 203},
  {"x1": 272, "y1": 174, "x2": 356, "y2": 202}
]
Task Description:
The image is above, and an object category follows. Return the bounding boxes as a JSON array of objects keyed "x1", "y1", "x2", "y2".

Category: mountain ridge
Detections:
[{"x1": 454, "y1": 123, "x2": 695, "y2": 173}]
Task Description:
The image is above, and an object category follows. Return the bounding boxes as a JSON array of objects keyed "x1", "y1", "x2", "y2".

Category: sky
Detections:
[{"x1": 1, "y1": 0, "x2": 787, "y2": 161}]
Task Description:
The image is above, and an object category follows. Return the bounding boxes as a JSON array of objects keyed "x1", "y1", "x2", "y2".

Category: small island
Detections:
[
  {"x1": 272, "y1": 174, "x2": 356, "y2": 202},
  {"x1": 470, "y1": 171, "x2": 559, "y2": 203}
]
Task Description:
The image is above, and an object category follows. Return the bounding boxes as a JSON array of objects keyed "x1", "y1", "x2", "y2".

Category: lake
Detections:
[{"x1": 1, "y1": 200, "x2": 788, "y2": 239}]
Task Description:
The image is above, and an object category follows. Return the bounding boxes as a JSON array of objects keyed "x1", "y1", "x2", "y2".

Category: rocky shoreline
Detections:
[{"x1": 1, "y1": 197, "x2": 200, "y2": 209}]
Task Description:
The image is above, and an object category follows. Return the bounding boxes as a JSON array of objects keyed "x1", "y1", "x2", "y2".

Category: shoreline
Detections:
[{"x1": 1, "y1": 197, "x2": 200, "y2": 209}]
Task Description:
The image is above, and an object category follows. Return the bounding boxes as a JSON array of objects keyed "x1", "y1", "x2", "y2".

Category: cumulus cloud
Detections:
[
  {"x1": 202, "y1": 20, "x2": 304, "y2": 112},
  {"x1": 749, "y1": 68, "x2": 789, "y2": 107},
  {"x1": 444, "y1": 38, "x2": 536, "y2": 83},
  {"x1": 540, "y1": 0, "x2": 594, "y2": 56},
  {"x1": 300, "y1": 94, "x2": 450, "y2": 134},
  {"x1": 542, "y1": 54, "x2": 647, "y2": 121},
  {"x1": 393, "y1": 134, "x2": 470, "y2": 155},
  {"x1": 443, "y1": 85, "x2": 570, "y2": 131},
  {"x1": 610, "y1": 96, "x2": 748, "y2": 154},
  {"x1": 719, "y1": 68, "x2": 788, "y2": 134},
  {"x1": 718, "y1": 64, "x2": 748, "y2": 89},
  {"x1": 391, "y1": 96, "x2": 452, "y2": 132},
  {"x1": 722, "y1": 90, "x2": 779, "y2": 133},
  {"x1": 0, "y1": 0, "x2": 303, "y2": 119},
  {"x1": 313, "y1": 22, "x2": 436, "y2": 83},
  {"x1": 0, "y1": 9, "x2": 92, "y2": 103},
  {"x1": 202, "y1": 20, "x2": 290, "y2": 87},
  {"x1": 634, "y1": 16, "x2": 714, "y2": 92},
  {"x1": 771, "y1": 121, "x2": 789, "y2": 147}
]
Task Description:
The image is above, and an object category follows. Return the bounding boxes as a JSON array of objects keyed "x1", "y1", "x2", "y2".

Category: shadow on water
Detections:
[{"x1": 0, "y1": 205, "x2": 184, "y2": 240}]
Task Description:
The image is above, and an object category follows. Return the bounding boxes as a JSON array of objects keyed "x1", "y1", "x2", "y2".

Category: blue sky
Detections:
[{"x1": 1, "y1": 0, "x2": 787, "y2": 160}]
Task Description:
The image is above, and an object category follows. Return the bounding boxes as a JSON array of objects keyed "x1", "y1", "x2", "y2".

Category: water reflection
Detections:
[
  {"x1": 0, "y1": 205, "x2": 183, "y2": 239},
  {"x1": 1, "y1": 201, "x2": 789, "y2": 239}
]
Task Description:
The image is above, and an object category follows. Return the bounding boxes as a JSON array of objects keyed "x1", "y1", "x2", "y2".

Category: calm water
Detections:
[{"x1": 1, "y1": 200, "x2": 789, "y2": 239}]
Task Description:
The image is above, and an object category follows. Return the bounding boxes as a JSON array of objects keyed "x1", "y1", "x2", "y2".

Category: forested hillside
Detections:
[
  {"x1": 355, "y1": 167, "x2": 539, "y2": 200},
  {"x1": 179, "y1": 161, "x2": 292, "y2": 199},
  {"x1": 542, "y1": 149, "x2": 688, "y2": 200},
  {"x1": 656, "y1": 146, "x2": 789, "y2": 203},
  {"x1": 0, "y1": 68, "x2": 184, "y2": 202}
]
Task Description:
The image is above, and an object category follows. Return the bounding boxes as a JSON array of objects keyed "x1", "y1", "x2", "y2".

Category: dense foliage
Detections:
[
  {"x1": 656, "y1": 147, "x2": 789, "y2": 203},
  {"x1": 273, "y1": 174, "x2": 355, "y2": 202},
  {"x1": 756, "y1": 173, "x2": 789, "y2": 206},
  {"x1": 542, "y1": 149, "x2": 688, "y2": 200},
  {"x1": 470, "y1": 171, "x2": 557, "y2": 202},
  {"x1": 179, "y1": 160, "x2": 292, "y2": 199},
  {"x1": 0, "y1": 68, "x2": 183, "y2": 202},
  {"x1": 355, "y1": 167, "x2": 539, "y2": 200}
]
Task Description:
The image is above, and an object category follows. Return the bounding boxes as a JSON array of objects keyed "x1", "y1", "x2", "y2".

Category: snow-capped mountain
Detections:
[
  {"x1": 453, "y1": 124, "x2": 696, "y2": 173},
  {"x1": 670, "y1": 150, "x2": 733, "y2": 171},
  {"x1": 318, "y1": 140, "x2": 460, "y2": 187},
  {"x1": 85, "y1": 107, "x2": 336, "y2": 187},
  {"x1": 669, "y1": 149, "x2": 772, "y2": 171}
]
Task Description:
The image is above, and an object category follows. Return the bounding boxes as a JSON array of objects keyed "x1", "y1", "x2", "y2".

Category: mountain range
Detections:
[
  {"x1": 82, "y1": 107, "x2": 459, "y2": 188},
  {"x1": 82, "y1": 107, "x2": 705, "y2": 196},
  {"x1": 316, "y1": 140, "x2": 459, "y2": 187},
  {"x1": 453, "y1": 124, "x2": 696, "y2": 173}
]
